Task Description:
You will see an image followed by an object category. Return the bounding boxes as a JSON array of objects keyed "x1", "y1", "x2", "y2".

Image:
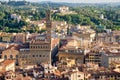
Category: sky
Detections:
[
  {"x1": 2, "y1": 0, "x2": 120, "y2": 3},
  {"x1": 26, "y1": 0, "x2": 120, "y2": 3}
]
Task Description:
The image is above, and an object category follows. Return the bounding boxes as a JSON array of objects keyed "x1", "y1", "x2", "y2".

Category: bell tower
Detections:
[{"x1": 46, "y1": 10, "x2": 52, "y2": 43}]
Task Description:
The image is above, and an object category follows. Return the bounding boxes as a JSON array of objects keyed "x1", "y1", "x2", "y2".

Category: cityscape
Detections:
[{"x1": 0, "y1": 0, "x2": 120, "y2": 80}]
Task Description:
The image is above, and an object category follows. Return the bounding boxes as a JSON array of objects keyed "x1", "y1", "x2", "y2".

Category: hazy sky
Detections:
[
  {"x1": 26, "y1": 0, "x2": 120, "y2": 3},
  {"x1": 3, "y1": 0, "x2": 120, "y2": 3}
]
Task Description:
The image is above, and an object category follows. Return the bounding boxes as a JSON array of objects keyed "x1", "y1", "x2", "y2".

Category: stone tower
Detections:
[{"x1": 46, "y1": 10, "x2": 52, "y2": 44}]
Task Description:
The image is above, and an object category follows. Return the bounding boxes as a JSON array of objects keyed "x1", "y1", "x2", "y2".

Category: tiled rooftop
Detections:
[{"x1": 0, "y1": 60, "x2": 15, "y2": 67}]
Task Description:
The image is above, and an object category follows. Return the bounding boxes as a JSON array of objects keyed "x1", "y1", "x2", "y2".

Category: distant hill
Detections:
[
  {"x1": 1, "y1": 0, "x2": 120, "y2": 8},
  {"x1": 7, "y1": 1, "x2": 30, "y2": 6},
  {"x1": 38, "y1": 1, "x2": 120, "y2": 7}
]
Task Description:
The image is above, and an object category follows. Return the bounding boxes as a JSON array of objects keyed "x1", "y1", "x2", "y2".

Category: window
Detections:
[
  {"x1": 4, "y1": 55, "x2": 7, "y2": 59},
  {"x1": 36, "y1": 55, "x2": 38, "y2": 57},
  {"x1": 39, "y1": 55, "x2": 41, "y2": 57},
  {"x1": 46, "y1": 55, "x2": 49, "y2": 57},
  {"x1": 78, "y1": 75, "x2": 81, "y2": 77},
  {"x1": 16, "y1": 55, "x2": 18, "y2": 59},
  {"x1": 33, "y1": 55, "x2": 35, "y2": 57},
  {"x1": 10, "y1": 55, "x2": 13, "y2": 59},
  {"x1": 36, "y1": 46, "x2": 37, "y2": 48}
]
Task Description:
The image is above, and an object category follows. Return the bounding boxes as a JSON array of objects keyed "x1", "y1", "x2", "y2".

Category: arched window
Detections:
[
  {"x1": 10, "y1": 55, "x2": 13, "y2": 59},
  {"x1": 16, "y1": 55, "x2": 18, "y2": 59},
  {"x1": 33, "y1": 55, "x2": 35, "y2": 57},
  {"x1": 39, "y1": 55, "x2": 41, "y2": 57},
  {"x1": 4, "y1": 55, "x2": 7, "y2": 60}
]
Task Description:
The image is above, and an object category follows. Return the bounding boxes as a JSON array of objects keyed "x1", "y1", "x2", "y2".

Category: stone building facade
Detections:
[{"x1": 18, "y1": 10, "x2": 52, "y2": 67}]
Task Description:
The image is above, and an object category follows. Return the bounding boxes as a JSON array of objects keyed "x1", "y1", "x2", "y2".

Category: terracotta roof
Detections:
[
  {"x1": 90, "y1": 70, "x2": 120, "y2": 76},
  {"x1": 104, "y1": 51, "x2": 120, "y2": 56},
  {"x1": 0, "y1": 43, "x2": 8, "y2": 48},
  {"x1": 5, "y1": 44, "x2": 21, "y2": 50},
  {"x1": 0, "y1": 60, "x2": 15, "y2": 67},
  {"x1": 30, "y1": 40, "x2": 50, "y2": 44},
  {"x1": 54, "y1": 70, "x2": 61, "y2": 76}
]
